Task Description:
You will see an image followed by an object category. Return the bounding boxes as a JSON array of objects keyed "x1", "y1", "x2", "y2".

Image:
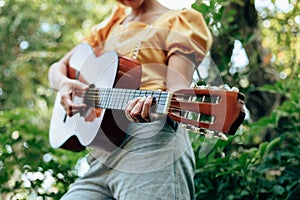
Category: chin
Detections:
[{"x1": 118, "y1": 0, "x2": 144, "y2": 7}]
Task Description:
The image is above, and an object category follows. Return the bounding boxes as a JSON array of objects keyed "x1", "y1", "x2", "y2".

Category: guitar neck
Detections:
[{"x1": 86, "y1": 88, "x2": 173, "y2": 114}]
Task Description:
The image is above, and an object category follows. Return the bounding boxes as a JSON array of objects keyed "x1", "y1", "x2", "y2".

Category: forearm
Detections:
[
  {"x1": 48, "y1": 62, "x2": 69, "y2": 91},
  {"x1": 48, "y1": 51, "x2": 73, "y2": 91},
  {"x1": 166, "y1": 53, "x2": 195, "y2": 92}
]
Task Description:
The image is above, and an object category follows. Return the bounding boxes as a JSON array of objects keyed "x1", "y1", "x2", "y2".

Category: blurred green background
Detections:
[{"x1": 0, "y1": 0, "x2": 299, "y2": 199}]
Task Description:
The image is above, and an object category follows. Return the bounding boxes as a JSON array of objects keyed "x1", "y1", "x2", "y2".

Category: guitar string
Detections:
[
  {"x1": 77, "y1": 91, "x2": 210, "y2": 119},
  {"x1": 74, "y1": 88, "x2": 220, "y2": 121},
  {"x1": 76, "y1": 89, "x2": 170, "y2": 111},
  {"x1": 72, "y1": 90, "x2": 231, "y2": 135},
  {"x1": 74, "y1": 89, "x2": 213, "y2": 106},
  {"x1": 69, "y1": 90, "x2": 241, "y2": 138},
  {"x1": 80, "y1": 94, "x2": 205, "y2": 104}
]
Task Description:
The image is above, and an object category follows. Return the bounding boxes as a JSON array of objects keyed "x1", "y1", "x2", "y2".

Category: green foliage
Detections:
[
  {"x1": 0, "y1": 108, "x2": 86, "y2": 199},
  {"x1": 193, "y1": 0, "x2": 257, "y2": 88},
  {"x1": 0, "y1": 0, "x2": 114, "y2": 110},
  {"x1": 191, "y1": 77, "x2": 300, "y2": 199},
  {"x1": 191, "y1": 0, "x2": 300, "y2": 199},
  {"x1": 0, "y1": 0, "x2": 113, "y2": 199}
]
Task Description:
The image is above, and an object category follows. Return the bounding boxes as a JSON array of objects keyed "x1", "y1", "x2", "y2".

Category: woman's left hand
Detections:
[{"x1": 125, "y1": 96, "x2": 153, "y2": 122}]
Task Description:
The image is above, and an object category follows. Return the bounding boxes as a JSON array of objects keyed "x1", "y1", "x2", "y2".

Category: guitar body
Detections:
[{"x1": 49, "y1": 43, "x2": 141, "y2": 151}]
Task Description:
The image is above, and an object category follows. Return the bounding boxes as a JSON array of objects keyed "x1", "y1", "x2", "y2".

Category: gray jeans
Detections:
[{"x1": 61, "y1": 118, "x2": 195, "y2": 200}]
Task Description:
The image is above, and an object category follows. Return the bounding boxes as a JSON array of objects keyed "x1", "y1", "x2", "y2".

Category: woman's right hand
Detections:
[
  {"x1": 48, "y1": 49, "x2": 101, "y2": 121},
  {"x1": 59, "y1": 78, "x2": 89, "y2": 117}
]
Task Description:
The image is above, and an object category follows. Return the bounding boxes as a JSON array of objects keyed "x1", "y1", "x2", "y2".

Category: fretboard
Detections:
[{"x1": 86, "y1": 88, "x2": 173, "y2": 114}]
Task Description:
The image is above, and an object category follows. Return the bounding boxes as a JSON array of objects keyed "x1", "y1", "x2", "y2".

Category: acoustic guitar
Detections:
[{"x1": 49, "y1": 43, "x2": 245, "y2": 152}]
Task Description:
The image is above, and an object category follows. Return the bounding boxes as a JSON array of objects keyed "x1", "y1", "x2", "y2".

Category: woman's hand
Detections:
[
  {"x1": 125, "y1": 96, "x2": 153, "y2": 122},
  {"x1": 59, "y1": 78, "x2": 89, "y2": 117},
  {"x1": 49, "y1": 49, "x2": 102, "y2": 122}
]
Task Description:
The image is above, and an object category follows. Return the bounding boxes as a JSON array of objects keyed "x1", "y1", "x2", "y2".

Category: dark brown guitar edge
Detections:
[
  {"x1": 227, "y1": 93, "x2": 246, "y2": 135},
  {"x1": 61, "y1": 135, "x2": 86, "y2": 152}
]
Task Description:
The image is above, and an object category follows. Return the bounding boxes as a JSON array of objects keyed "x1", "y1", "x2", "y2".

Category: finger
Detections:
[
  {"x1": 67, "y1": 104, "x2": 87, "y2": 116},
  {"x1": 73, "y1": 80, "x2": 89, "y2": 89},
  {"x1": 72, "y1": 81, "x2": 89, "y2": 96},
  {"x1": 59, "y1": 79, "x2": 88, "y2": 97},
  {"x1": 61, "y1": 94, "x2": 86, "y2": 116},
  {"x1": 84, "y1": 108, "x2": 97, "y2": 122},
  {"x1": 125, "y1": 97, "x2": 142, "y2": 121},
  {"x1": 71, "y1": 104, "x2": 87, "y2": 110},
  {"x1": 125, "y1": 97, "x2": 142, "y2": 111},
  {"x1": 94, "y1": 108, "x2": 102, "y2": 118},
  {"x1": 130, "y1": 96, "x2": 146, "y2": 119},
  {"x1": 141, "y1": 96, "x2": 152, "y2": 122},
  {"x1": 125, "y1": 111, "x2": 134, "y2": 121},
  {"x1": 84, "y1": 108, "x2": 102, "y2": 122},
  {"x1": 61, "y1": 94, "x2": 72, "y2": 115}
]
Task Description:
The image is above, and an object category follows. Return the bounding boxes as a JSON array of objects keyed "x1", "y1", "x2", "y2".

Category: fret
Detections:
[
  {"x1": 158, "y1": 92, "x2": 167, "y2": 103},
  {"x1": 108, "y1": 89, "x2": 113, "y2": 108},
  {"x1": 97, "y1": 88, "x2": 103, "y2": 108},
  {"x1": 127, "y1": 89, "x2": 134, "y2": 101},
  {"x1": 105, "y1": 88, "x2": 110, "y2": 109},
  {"x1": 122, "y1": 89, "x2": 131, "y2": 110},
  {"x1": 104, "y1": 88, "x2": 111, "y2": 109},
  {"x1": 158, "y1": 94, "x2": 168, "y2": 104},
  {"x1": 111, "y1": 88, "x2": 117, "y2": 109},
  {"x1": 147, "y1": 90, "x2": 154, "y2": 98},
  {"x1": 134, "y1": 90, "x2": 141, "y2": 99},
  {"x1": 112, "y1": 88, "x2": 119, "y2": 109},
  {"x1": 108, "y1": 88, "x2": 114, "y2": 109},
  {"x1": 115, "y1": 88, "x2": 124, "y2": 110},
  {"x1": 140, "y1": 90, "x2": 147, "y2": 97},
  {"x1": 119, "y1": 89, "x2": 136, "y2": 110},
  {"x1": 102, "y1": 88, "x2": 108, "y2": 109},
  {"x1": 156, "y1": 91, "x2": 170, "y2": 114},
  {"x1": 153, "y1": 91, "x2": 161, "y2": 107},
  {"x1": 120, "y1": 89, "x2": 128, "y2": 109},
  {"x1": 100, "y1": 88, "x2": 106, "y2": 108},
  {"x1": 117, "y1": 89, "x2": 126, "y2": 110}
]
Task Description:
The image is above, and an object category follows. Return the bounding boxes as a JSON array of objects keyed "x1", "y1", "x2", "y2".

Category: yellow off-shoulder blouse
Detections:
[{"x1": 86, "y1": 5, "x2": 212, "y2": 91}]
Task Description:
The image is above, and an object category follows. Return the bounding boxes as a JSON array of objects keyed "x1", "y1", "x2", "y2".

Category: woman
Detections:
[{"x1": 49, "y1": 0, "x2": 212, "y2": 199}]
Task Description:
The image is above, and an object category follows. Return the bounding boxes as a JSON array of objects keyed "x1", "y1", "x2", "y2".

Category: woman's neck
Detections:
[
  {"x1": 125, "y1": 1, "x2": 169, "y2": 24},
  {"x1": 131, "y1": 0, "x2": 156, "y2": 15}
]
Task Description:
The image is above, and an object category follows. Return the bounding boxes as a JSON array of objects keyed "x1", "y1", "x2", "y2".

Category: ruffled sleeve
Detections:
[
  {"x1": 165, "y1": 9, "x2": 213, "y2": 64},
  {"x1": 85, "y1": 5, "x2": 126, "y2": 48}
]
